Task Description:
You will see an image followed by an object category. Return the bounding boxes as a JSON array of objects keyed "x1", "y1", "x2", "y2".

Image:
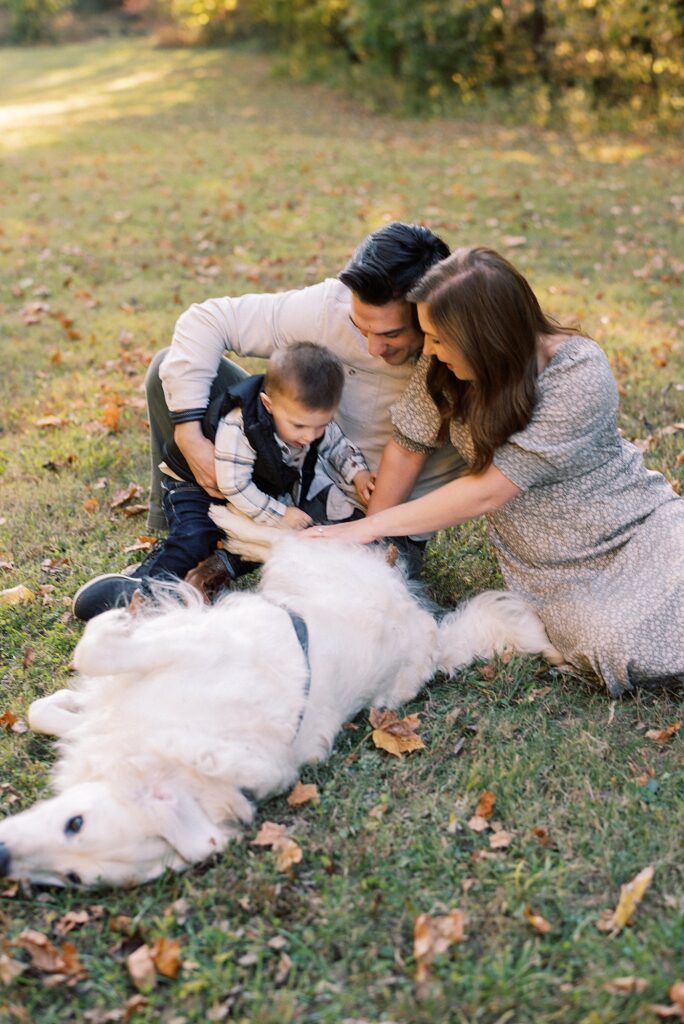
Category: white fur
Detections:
[{"x1": 0, "y1": 531, "x2": 560, "y2": 887}]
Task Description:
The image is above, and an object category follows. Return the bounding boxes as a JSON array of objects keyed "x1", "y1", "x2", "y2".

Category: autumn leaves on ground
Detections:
[{"x1": 0, "y1": 37, "x2": 682, "y2": 1024}]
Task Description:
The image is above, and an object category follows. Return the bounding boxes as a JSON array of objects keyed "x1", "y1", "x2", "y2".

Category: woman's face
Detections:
[{"x1": 417, "y1": 303, "x2": 475, "y2": 381}]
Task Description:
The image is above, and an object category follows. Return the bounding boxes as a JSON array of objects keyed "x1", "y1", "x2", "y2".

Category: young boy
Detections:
[{"x1": 73, "y1": 343, "x2": 374, "y2": 620}]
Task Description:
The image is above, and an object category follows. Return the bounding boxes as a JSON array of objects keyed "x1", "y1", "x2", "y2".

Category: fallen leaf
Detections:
[
  {"x1": 502, "y1": 235, "x2": 527, "y2": 248},
  {"x1": 83, "y1": 497, "x2": 98, "y2": 513},
  {"x1": 523, "y1": 905, "x2": 552, "y2": 934},
  {"x1": 467, "y1": 814, "x2": 490, "y2": 833},
  {"x1": 13, "y1": 930, "x2": 87, "y2": 982},
  {"x1": 0, "y1": 711, "x2": 17, "y2": 731},
  {"x1": 275, "y1": 951, "x2": 292, "y2": 984},
  {"x1": 149, "y1": 937, "x2": 182, "y2": 979},
  {"x1": 55, "y1": 910, "x2": 91, "y2": 936},
  {"x1": 645, "y1": 722, "x2": 681, "y2": 743},
  {"x1": 597, "y1": 865, "x2": 654, "y2": 934},
  {"x1": 124, "y1": 994, "x2": 149, "y2": 1021},
  {"x1": 110, "y1": 483, "x2": 143, "y2": 510},
  {"x1": 122, "y1": 504, "x2": 149, "y2": 518},
  {"x1": 0, "y1": 954, "x2": 28, "y2": 985},
  {"x1": 414, "y1": 910, "x2": 466, "y2": 985},
  {"x1": 532, "y1": 826, "x2": 550, "y2": 846},
  {"x1": 603, "y1": 976, "x2": 648, "y2": 994},
  {"x1": 369, "y1": 708, "x2": 425, "y2": 758},
  {"x1": 274, "y1": 838, "x2": 303, "y2": 871},
  {"x1": 475, "y1": 791, "x2": 496, "y2": 818},
  {"x1": 127, "y1": 945, "x2": 157, "y2": 992},
  {"x1": 22, "y1": 648, "x2": 35, "y2": 669},
  {"x1": 287, "y1": 782, "x2": 319, "y2": 806},
  {"x1": 100, "y1": 404, "x2": 121, "y2": 432},
  {"x1": 650, "y1": 983, "x2": 684, "y2": 1019},
  {"x1": 251, "y1": 821, "x2": 302, "y2": 872},
  {"x1": 0, "y1": 585, "x2": 35, "y2": 606},
  {"x1": 489, "y1": 829, "x2": 513, "y2": 849},
  {"x1": 34, "y1": 416, "x2": 67, "y2": 428}
]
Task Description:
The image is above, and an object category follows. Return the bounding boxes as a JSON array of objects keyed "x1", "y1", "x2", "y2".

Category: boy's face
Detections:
[{"x1": 260, "y1": 392, "x2": 335, "y2": 448}]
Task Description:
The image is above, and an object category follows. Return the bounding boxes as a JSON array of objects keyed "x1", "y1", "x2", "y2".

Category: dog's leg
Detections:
[
  {"x1": 437, "y1": 591, "x2": 563, "y2": 675},
  {"x1": 209, "y1": 505, "x2": 281, "y2": 563},
  {"x1": 29, "y1": 690, "x2": 82, "y2": 737}
]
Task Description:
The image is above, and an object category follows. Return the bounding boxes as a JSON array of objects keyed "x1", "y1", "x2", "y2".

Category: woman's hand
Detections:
[
  {"x1": 304, "y1": 517, "x2": 380, "y2": 545},
  {"x1": 174, "y1": 421, "x2": 224, "y2": 498}
]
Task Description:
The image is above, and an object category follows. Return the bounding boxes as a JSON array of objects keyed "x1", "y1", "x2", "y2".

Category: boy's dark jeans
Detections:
[{"x1": 134, "y1": 476, "x2": 227, "y2": 582}]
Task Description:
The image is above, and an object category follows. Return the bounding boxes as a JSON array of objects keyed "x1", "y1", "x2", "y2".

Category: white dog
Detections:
[{"x1": 0, "y1": 523, "x2": 560, "y2": 887}]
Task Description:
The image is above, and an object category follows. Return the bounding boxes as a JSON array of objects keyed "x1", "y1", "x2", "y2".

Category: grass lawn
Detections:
[{"x1": 0, "y1": 37, "x2": 683, "y2": 1024}]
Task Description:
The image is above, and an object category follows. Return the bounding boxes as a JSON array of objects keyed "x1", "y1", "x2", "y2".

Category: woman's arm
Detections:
[
  {"x1": 367, "y1": 439, "x2": 429, "y2": 515},
  {"x1": 312, "y1": 462, "x2": 521, "y2": 543}
]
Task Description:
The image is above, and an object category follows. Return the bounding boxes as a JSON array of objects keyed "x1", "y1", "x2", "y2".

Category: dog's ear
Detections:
[{"x1": 147, "y1": 785, "x2": 227, "y2": 865}]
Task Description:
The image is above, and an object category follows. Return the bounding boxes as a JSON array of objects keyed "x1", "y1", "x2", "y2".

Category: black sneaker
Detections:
[{"x1": 72, "y1": 574, "x2": 142, "y2": 621}]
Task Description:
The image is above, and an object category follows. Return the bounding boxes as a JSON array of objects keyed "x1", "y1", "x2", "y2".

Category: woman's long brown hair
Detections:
[{"x1": 408, "y1": 247, "x2": 575, "y2": 473}]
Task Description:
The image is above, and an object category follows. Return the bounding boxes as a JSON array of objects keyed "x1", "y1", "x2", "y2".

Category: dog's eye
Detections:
[
  {"x1": 65, "y1": 871, "x2": 82, "y2": 885},
  {"x1": 64, "y1": 815, "x2": 84, "y2": 835}
]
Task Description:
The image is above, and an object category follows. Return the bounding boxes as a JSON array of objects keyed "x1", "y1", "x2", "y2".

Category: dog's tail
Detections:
[{"x1": 436, "y1": 590, "x2": 563, "y2": 676}]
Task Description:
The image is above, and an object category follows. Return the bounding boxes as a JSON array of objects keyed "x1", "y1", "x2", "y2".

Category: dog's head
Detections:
[{"x1": 0, "y1": 779, "x2": 232, "y2": 887}]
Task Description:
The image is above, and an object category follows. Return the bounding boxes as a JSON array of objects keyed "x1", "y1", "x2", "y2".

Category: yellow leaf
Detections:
[
  {"x1": 0, "y1": 584, "x2": 35, "y2": 606},
  {"x1": 599, "y1": 865, "x2": 654, "y2": 934},
  {"x1": 523, "y1": 905, "x2": 552, "y2": 934},
  {"x1": 149, "y1": 937, "x2": 182, "y2": 979}
]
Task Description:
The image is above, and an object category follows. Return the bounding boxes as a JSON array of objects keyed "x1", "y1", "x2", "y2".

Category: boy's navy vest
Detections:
[{"x1": 162, "y1": 374, "x2": 321, "y2": 503}]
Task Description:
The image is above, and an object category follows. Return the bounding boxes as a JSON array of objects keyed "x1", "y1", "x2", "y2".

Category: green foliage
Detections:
[
  {"x1": 155, "y1": 0, "x2": 684, "y2": 122},
  {"x1": 2, "y1": 0, "x2": 66, "y2": 41}
]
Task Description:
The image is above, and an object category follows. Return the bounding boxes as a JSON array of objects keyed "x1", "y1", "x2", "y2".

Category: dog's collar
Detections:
[{"x1": 284, "y1": 610, "x2": 311, "y2": 737}]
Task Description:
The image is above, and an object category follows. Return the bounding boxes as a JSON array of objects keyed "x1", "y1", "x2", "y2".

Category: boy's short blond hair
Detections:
[{"x1": 265, "y1": 342, "x2": 344, "y2": 410}]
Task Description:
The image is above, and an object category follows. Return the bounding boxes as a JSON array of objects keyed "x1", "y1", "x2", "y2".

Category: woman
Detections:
[{"x1": 313, "y1": 247, "x2": 684, "y2": 696}]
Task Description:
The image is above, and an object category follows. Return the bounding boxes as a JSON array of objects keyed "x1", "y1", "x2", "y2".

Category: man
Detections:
[{"x1": 74, "y1": 222, "x2": 465, "y2": 616}]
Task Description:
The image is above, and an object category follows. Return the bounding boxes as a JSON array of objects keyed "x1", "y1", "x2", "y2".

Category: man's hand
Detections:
[
  {"x1": 174, "y1": 421, "x2": 223, "y2": 498},
  {"x1": 353, "y1": 470, "x2": 376, "y2": 506},
  {"x1": 281, "y1": 507, "x2": 313, "y2": 530}
]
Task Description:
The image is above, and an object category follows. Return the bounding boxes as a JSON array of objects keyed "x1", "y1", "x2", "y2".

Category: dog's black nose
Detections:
[{"x1": 0, "y1": 843, "x2": 10, "y2": 877}]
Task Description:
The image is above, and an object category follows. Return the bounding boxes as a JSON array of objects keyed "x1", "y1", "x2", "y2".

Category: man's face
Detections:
[{"x1": 349, "y1": 294, "x2": 423, "y2": 365}]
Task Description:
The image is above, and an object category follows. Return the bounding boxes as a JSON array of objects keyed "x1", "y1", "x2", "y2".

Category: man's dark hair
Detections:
[
  {"x1": 265, "y1": 342, "x2": 345, "y2": 410},
  {"x1": 338, "y1": 222, "x2": 450, "y2": 305}
]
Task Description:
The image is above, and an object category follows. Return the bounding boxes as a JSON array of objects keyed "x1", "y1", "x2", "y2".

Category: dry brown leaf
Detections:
[
  {"x1": 0, "y1": 585, "x2": 35, "y2": 606},
  {"x1": 0, "y1": 954, "x2": 28, "y2": 985},
  {"x1": 475, "y1": 791, "x2": 496, "y2": 818},
  {"x1": 650, "y1": 983, "x2": 684, "y2": 1020},
  {"x1": 603, "y1": 976, "x2": 648, "y2": 994},
  {"x1": 251, "y1": 821, "x2": 302, "y2": 872},
  {"x1": 597, "y1": 865, "x2": 654, "y2": 934},
  {"x1": 414, "y1": 910, "x2": 466, "y2": 985},
  {"x1": 275, "y1": 951, "x2": 292, "y2": 985},
  {"x1": 645, "y1": 722, "x2": 682, "y2": 743},
  {"x1": 55, "y1": 910, "x2": 91, "y2": 936},
  {"x1": 274, "y1": 838, "x2": 303, "y2": 871},
  {"x1": 100, "y1": 404, "x2": 121, "y2": 432},
  {"x1": 251, "y1": 821, "x2": 289, "y2": 847},
  {"x1": 287, "y1": 782, "x2": 319, "y2": 806},
  {"x1": 0, "y1": 711, "x2": 17, "y2": 732},
  {"x1": 124, "y1": 994, "x2": 149, "y2": 1021},
  {"x1": 149, "y1": 937, "x2": 182, "y2": 979},
  {"x1": 369, "y1": 709, "x2": 425, "y2": 758},
  {"x1": 532, "y1": 826, "x2": 551, "y2": 846},
  {"x1": 523, "y1": 905, "x2": 552, "y2": 934},
  {"x1": 122, "y1": 504, "x2": 149, "y2": 518},
  {"x1": 467, "y1": 814, "x2": 490, "y2": 833},
  {"x1": 34, "y1": 416, "x2": 67, "y2": 428},
  {"x1": 22, "y1": 647, "x2": 35, "y2": 669},
  {"x1": 110, "y1": 483, "x2": 143, "y2": 510},
  {"x1": 13, "y1": 930, "x2": 87, "y2": 982},
  {"x1": 489, "y1": 829, "x2": 513, "y2": 849},
  {"x1": 127, "y1": 945, "x2": 157, "y2": 992},
  {"x1": 83, "y1": 497, "x2": 98, "y2": 513}
]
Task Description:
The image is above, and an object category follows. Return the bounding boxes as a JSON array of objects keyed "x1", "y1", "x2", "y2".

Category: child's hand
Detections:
[
  {"x1": 282, "y1": 506, "x2": 314, "y2": 530},
  {"x1": 353, "y1": 470, "x2": 376, "y2": 506}
]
